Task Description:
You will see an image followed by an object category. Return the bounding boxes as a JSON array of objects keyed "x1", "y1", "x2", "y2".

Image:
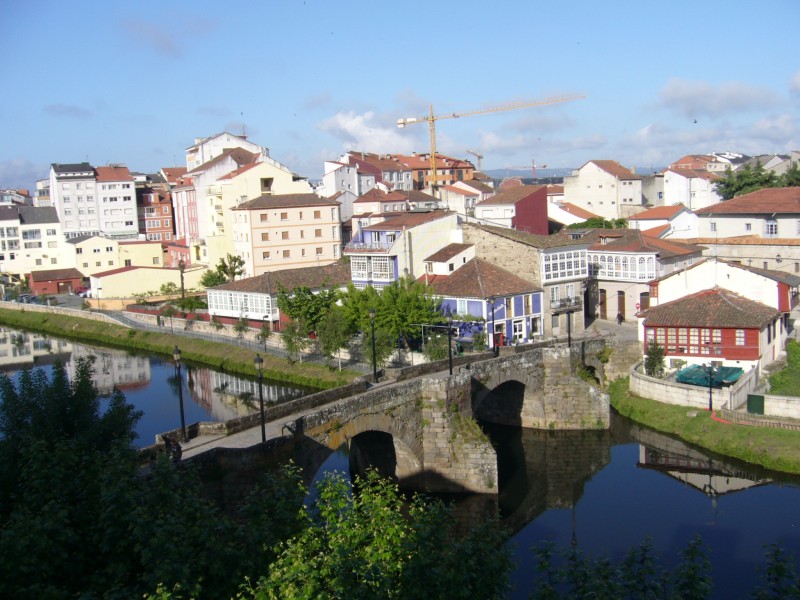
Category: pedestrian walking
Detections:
[{"x1": 616, "y1": 311, "x2": 624, "y2": 325}]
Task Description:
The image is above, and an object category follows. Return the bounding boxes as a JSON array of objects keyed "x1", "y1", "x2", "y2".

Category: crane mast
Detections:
[{"x1": 397, "y1": 94, "x2": 584, "y2": 190}]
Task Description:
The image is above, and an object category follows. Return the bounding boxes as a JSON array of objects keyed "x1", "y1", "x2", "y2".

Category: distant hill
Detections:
[{"x1": 484, "y1": 166, "x2": 665, "y2": 181}]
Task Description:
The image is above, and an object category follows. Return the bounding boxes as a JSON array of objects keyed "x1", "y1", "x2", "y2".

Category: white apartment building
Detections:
[
  {"x1": 663, "y1": 168, "x2": 722, "y2": 211},
  {"x1": 49, "y1": 162, "x2": 97, "y2": 238},
  {"x1": 0, "y1": 206, "x2": 63, "y2": 278},
  {"x1": 95, "y1": 165, "x2": 139, "y2": 239},
  {"x1": 563, "y1": 160, "x2": 643, "y2": 220}
]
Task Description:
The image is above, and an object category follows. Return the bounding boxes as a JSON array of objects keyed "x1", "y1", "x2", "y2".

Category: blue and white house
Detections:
[{"x1": 421, "y1": 243, "x2": 543, "y2": 347}]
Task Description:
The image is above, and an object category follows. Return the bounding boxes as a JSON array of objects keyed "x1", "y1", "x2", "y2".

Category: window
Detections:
[
  {"x1": 46, "y1": 229, "x2": 56, "y2": 236},
  {"x1": 261, "y1": 232, "x2": 269, "y2": 241},
  {"x1": 76, "y1": 248, "x2": 83, "y2": 255},
  {"x1": 51, "y1": 258, "x2": 57, "y2": 265},
  {"x1": 106, "y1": 246, "x2": 113, "y2": 252},
  {"x1": 316, "y1": 247, "x2": 323, "y2": 255},
  {"x1": 765, "y1": 219, "x2": 778, "y2": 237},
  {"x1": 314, "y1": 210, "x2": 321, "y2": 219},
  {"x1": 96, "y1": 261, "x2": 101, "y2": 267},
  {"x1": 108, "y1": 261, "x2": 114, "y2": 266},
  {"x1": 299, "y1": 212, "x2": 303, "y2": 220},
  {"x1": 281, "y1": 231, "x2": 289, "y2": 240},
  {"x1": 550, "y1": 286, "x2": 560, "y2": 302},
  {"x1": 280, "y1": 212, "x2": 288, "y2": 221},
  {"x1": 351, "y1": 256, "x2": 368, "y2": 279},
  {"x1": 35, "y1": 258, "x2": 42, "y2": 266},
  {"x1": 710, "y1": 222, "x2": 717, "y2": 232},
  {"x1": 152, "y1": 257, "x2": 160, "y2": 265},
  {"x1": 124, "y1": 259, "x2": 132, "y2": 267},
  {"x1": 505, "y1": 298, "x2": 512, "y2": 313},
  {"x1": 263, "y1": 251, "x2": 271, "y2": 260},
  {"x1": 260, "y1": 213, "x2": 268, "y2": 222},
  {"x1": 746, "y1": 223, "x2": 752, "y2": 232},
  {"x1": 315, "y1": 229, "x2": 322, "y2": 237},
  {"x1": 283, "y1": 250, "x2": 290, "y2": 258}
]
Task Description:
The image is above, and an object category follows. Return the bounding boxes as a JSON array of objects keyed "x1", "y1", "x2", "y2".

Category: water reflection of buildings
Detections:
[
  {"x1": 638, "y1": 445, "x2": 772, "y2": 501},
  {"x1": 0, "y1": 327, "x2": 72, "y2": 373},
  {"x1": 182, "y1": 368, "x2": 308, "y2": 422},
  {"x1": 69, "y1": 345, "x2": 151, "y2": 395}
]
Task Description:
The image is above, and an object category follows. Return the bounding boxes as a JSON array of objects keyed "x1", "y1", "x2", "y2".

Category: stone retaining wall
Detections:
[{"x1": 0, "y1": 301, "x2": 121, "y2": 325}]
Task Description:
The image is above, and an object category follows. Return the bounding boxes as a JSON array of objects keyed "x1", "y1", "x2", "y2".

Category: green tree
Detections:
[
  {"x1": 714, "y1": 162, "x2": 779, "y2": 200},
  {"x1": 566, "y1": 217, "x2": 627, "y2": 229},
  {"x1": 159, "y1": 281, "x2": 180, "y2": 300},
  {"x1": 644, "y1": 341, "x2": 665, "y2": 377},
  {"x1": 233, "y1": 315, "x2": 250, "y2": 339},
  {"x1": 276, "y1": 284, "x2": 338, "y2": 333},
  {"x1": 423, "y1": 331, "x2": 450, "y2": 362},
  {"x1": 246, "y1": 470, "x2": 511, "y2": 600},
  {"x1": 781, "y1": 162, "x2": 800, "y2": 188},
  {"x1": 361, "y1": 324, "x2": 395, "y2": 369},
  {"x1": 161, "y1": 303, "x2": 178, "y2": 334},
  {"x1": 216, "y1": 253, "x2": 245, "y2": 282},
  {"x1": 281, "y1": 318, "x2": 310, "y2": 363},
  {"x1": 200, "y1": 268, "x2": 227, "y2": 288},
  {"x1": 257, "y1": 320, "x2": 272, "y2": 351},
  {"x1": 316, "y1": 305, "x2": 354, "y2": 370}
]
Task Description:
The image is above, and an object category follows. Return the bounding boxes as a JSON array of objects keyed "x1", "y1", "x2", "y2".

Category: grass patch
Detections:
[
  {"x1": 0, "y1": 307, "x2": 356, "y2": 390},
  {"x1": 768, "y1": 339, "x2": 800, "y2": 396},
  {"x1": 610, "y1": 378, "x2": 800, "y2": 475}
]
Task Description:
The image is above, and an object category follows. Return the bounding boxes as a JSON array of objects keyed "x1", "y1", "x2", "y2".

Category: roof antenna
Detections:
[{"x1": 241, "y1": 112, "x2": 246, "y2": 139}]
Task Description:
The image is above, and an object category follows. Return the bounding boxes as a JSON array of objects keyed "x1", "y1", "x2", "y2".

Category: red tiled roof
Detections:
[
  {"x1": 29, "y1": 267, "x2": 84, "y2": 282},
  {"x1": 475, "y1": 185, "x2": 544, "y2": 206},
  {"x1": 421, "y1": 258, "x2": 538, "y2": 298},
  {"x1": 232, "y1": 193, "x2": 339, "y2": 210},
  {"x1": 640, "y1": 287, "x2": 779, "y2": 328},
  {"x1": 212, "y1": 260, "x2": 351, "y2": 293},
  {"x1": 460, "y1": 180, "x2": 494, "y2": 194},
  {"x1": 642, "y1": 224, "x2": 670, "y2": 238},
  {"x1": 547, "y1": 185, "x2": 564, "y2": 194},
  {"x1": 363, "y1": 210, "x2": 454, "y2": 231},
  {"x1": 443, "y1": 185, "x2": 478, "y2": 196},
  {"x1": 188, "y1": 148, "x2": 259, "y2": 174},
  {"x1": 425, "y1": 243, "x2": 472, "y2": 262},
  {"x1": 584, "y1": 160, "x2": 641, "y2": 180},
  {"x1": 217, "y1": 161, "x2": 262, "y2": 180},
  {"x1": 162, "y1": 167, "x2": 188, "y2": 183},
  {"x1": 95, "y1": 165, "x2": 133, "y2": 182},
  {"x1": 628, "y1": 205, "x2": 686, "y2": 221},
  {"x1": 665, "y1": 167, "x2": 719, "y2": 181},
  {"x1": 560, "y1": 203, "x2": 598, "y2": 219},
  {"x1": 696, "y1": 187, "x2": 800, "y2": 215},
  {"x1": 583, "y1": 228, "x2": 703, "y2": 258}
]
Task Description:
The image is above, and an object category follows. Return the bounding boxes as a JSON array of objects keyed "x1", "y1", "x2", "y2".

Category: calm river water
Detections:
[
  {"x1": 0, "y1": 326, "x2": 310, "y2": 446},
  {"x1": 3, "y1": 326, "x2": 799, "y2": 598}
]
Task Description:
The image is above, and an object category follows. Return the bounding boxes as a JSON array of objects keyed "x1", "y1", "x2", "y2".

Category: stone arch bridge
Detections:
[{"x1": 287, "y1": 340, "x2": 610, "y2": 495}]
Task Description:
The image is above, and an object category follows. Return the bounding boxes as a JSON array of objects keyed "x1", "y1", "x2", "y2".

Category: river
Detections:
[
  {"x1": 0, "y1": 326, "x2": 311, "y2": 446},
  {"x1": 3, "y1": 326, "x2": 799, "y2": 597}
]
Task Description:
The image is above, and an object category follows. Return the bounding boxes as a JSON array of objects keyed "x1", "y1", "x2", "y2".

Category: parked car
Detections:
[
  {"x1": 74, "y1": 286, "x2": 88, "y2": 295},
  {"x1": 17, "y1": 294, "x2": 32, "y2": 303},
  {"x1": 78, "y1": 289, "x2": 92, "y2": 298}
]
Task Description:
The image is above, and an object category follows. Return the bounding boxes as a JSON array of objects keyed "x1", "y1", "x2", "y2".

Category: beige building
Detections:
[
  {"x1": 88, "y1": 265, "x2": 205, "y2": 299},
  {"x1": 67, "y1": 236, "x2": 165, "y2": 277},
  {"x1": 206, "y1": 160, "x2": 313, "y2": 267},
  {"x1": 231, "y1": 193, "x2": 342, "y2": 277},
  {"x1": 563, "y1": 160, "x2": 643, "y2": 220}
]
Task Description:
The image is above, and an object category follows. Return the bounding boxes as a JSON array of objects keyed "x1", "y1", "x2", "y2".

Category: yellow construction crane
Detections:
[
  {"x1": 465, "y1": 149, "x2": 484, "y2": 171},
  {"x1": 397, "y1": 95, "x2": 584, "y2": 189}
]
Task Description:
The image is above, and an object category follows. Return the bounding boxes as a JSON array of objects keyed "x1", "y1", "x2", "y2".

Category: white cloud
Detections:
[
  {"x1": 791, "y1": 71, "x2": 800, "y2": 94},
  {"x1": 0, "y1": 158, "x2": 48, "y2": 190},
  {"x1": 318, "y1": 111, "x2": 418, "y2": 155},
  {"x1": 659, "y1": 78, "x2": 779, "y2": 118}
]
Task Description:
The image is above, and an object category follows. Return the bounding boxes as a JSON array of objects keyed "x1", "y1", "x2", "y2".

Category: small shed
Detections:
[{"x1": 28, "y1": 268, "x2": 85, "y2": 295}]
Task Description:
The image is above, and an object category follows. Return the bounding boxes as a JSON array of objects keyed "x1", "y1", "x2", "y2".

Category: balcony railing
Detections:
[
  {"x1": 550, "y1": 296, "x2": 583, "y2": 312},
  {"x1": 343, "y1": 241, "x2": 394, "y2": 253}
]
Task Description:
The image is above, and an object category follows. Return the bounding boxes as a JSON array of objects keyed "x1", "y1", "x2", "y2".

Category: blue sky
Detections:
[{"x1": 1, "y1": 0, "x2": 798, "y2": 190}]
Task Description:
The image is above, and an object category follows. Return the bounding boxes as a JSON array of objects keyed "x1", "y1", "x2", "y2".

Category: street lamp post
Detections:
[
  {"x1": 369, "y1": 308, "x2": 378, "y2": 383},
  {"x1": 488, "y1": 296, "x2": 496, "y2": 356},
  {"x1": 173, "y1": 346, "x2": 187, "y2": 442},
  {"x1": 178, "y1": 259, "x2": 186, "y2": 301},
  {"x1": 254, "y1": 354, "x2": 265, "y2": 442},
  {"x1": 705, "y1": 363, "x2": 715, "y2": 411},
  {"x1": 447, "y1": 315, "x2": 454, "y2": 376}
]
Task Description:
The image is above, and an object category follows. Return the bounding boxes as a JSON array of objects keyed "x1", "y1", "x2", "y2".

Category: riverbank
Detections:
[
  {"x1": 610, "y1": 378, "x2": 800, "y2": 475},
  {"x1": 0, "y1": 307, "x2": 357, "y2": 389}
]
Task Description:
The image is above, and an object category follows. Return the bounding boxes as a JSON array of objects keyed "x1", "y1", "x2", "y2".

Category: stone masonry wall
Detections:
[
  {"x1": 422, "y1": 377, "x2": 498, "y2": 494},
  {"x1": 462, "y1": 223, "x2": 542, "y2": 283}
]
